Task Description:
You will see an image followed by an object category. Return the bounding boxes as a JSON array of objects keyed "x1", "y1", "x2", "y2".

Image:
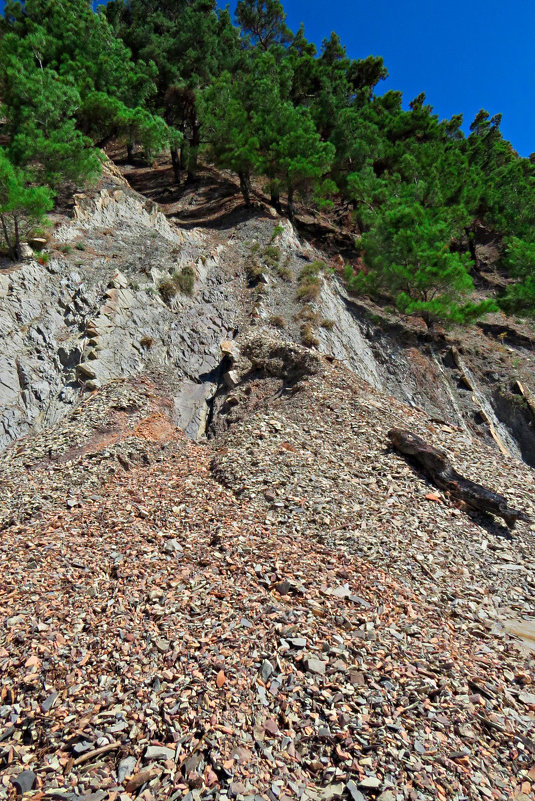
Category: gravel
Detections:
[{"x1": 0, "y1": 337, "x2": 534, "y2": 800}]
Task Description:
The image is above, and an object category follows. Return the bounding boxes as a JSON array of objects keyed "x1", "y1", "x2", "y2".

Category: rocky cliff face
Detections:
[
  {"x1": 1, "y1": 164, "x2": 534, "y2": 464},
  {"x1": 0, "y1": 173, "x2": 244, "y2": 447}
]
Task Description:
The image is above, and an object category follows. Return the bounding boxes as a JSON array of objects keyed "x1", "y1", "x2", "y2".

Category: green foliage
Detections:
[
  {"x1": 352, "y1": 200, "x2": 496, "y2": 323},
  {"x1": 262, "y1": 245, "x2": 280, "y2": 267},
  {"x1": 176, "y1": 265, "x2": 195, "y2": 295},
  {"x1": 0, "y1": 0, "x2": 168, "y2": 187},
  {"x1": 159, "y1": 266, "x2": 195, "y2": 300},
  {"x1": 0, "y1": 0, "x2": 533, "y2": 319},
  {"x1": 0, "y1": 149, "x2": 54, "y2": 260},
  {"x1": 236, "y1": 0, "x2": 293, "y2": 50},
  {"x1": 499, "y1": 238, "x2": 535, "y2": 315},
  {"x1": 296, "y1": 261, "x2": 323, "y2": 302},
  {"x1": 201, "y1": 51, "x2": 334, "y2": 212}
]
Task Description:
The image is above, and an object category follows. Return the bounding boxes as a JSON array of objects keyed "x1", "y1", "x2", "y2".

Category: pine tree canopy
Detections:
[{"x1": 0, "y1": 0, "x2": 533, "y2": 321}]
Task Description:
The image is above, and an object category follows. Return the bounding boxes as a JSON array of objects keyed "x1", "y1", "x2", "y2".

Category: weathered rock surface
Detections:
[
  {"x1": 1, "y1": 162, "x2": 534, "y2": 469},
  {"x1": 0, "y1": 179, "x2": 244, "y2": 448}
]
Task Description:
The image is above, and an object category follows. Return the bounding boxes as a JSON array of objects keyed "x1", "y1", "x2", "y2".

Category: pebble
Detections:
[
  {"x1": 260, "y1": 660, "x2": 274, "y2": 681},
  {"x1": 346, "y1": 782, "x2": 366, "y2": 801},
  {"x1": 358, "y1": 776, "x2": 381, "y2": 790},
  {"x1": 11, "y1": 771, "x2": 37, "y2": 794},
  {"x1": 118, "y1": 755, "x2": 137, "y2": 783},
  {"x1": 145, "y1": 745, "x2": 175, "y2": 760},
  {"x1": 305, "y1": 658, "x2": 327, "y2": 676},
  {"x1": 163, "y1": 539, "x2": 182, "y2": 554}
]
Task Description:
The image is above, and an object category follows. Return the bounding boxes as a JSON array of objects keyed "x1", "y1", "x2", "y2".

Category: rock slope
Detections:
[
  {"x1": 1, "y1": 167, "x2": 535, "y2": 801},
  {"x1": 2, "y1": 163, "x2": 534, "y2": 463},
  {"x1": 0, "y1": 168, "x2": 245, "y2": 448},
  {"x1": 1, "y1": 341, "x2": 535, "y2": 801}
]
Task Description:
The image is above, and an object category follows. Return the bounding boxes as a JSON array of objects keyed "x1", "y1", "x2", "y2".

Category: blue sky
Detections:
[
  {"x1": 226, "y1": 0, "x2": 533, "y2": 156},
  {"x1": 5, "y1": 0, "x2": 535, "y2": 155}
]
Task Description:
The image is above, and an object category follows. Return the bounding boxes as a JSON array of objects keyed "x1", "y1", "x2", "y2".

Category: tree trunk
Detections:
[
  {"x1": 0, "y1": 213, "x2": 15, "y2": 261},
  {"x1": 170, "y1": 146, "x2": 181, "y2": 183},
  {"x1": 127, "y1": 142, "x2": 134, "y2": 161},
  {"x1": 186, "y1": 121, "x2": 201, "y2": 183},
  {"x1": 287, "y1": 185, "x2": 295, "y2": 221},
  {"x1": 388, "y1": 427, "x2": 530, "y2": 529},
  {"x1": 13, "y1": 214, "x2": 21, "y2": 260},
  {"x1": 270, "y1": 184, "x2": 282, "y2": 213},
  {"x1": 238, "y1": 171, "x2": 252, "y2": 206},
  {"x1": 179, "y1": 142, "x2": 187, "y2": 171}
]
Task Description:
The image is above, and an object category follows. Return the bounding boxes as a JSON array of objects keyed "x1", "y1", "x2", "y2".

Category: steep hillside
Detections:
[
  {"x1": 1, "y1": 166, "x2": 535, "y2": 801},
  {"x1": 2, "y1": 163, "x2": 534, "y2": 462}
]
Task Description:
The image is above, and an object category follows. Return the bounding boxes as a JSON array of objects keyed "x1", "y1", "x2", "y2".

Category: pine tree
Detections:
[
  {"x1": 0, "y1": 150, "x2": 54, "y2": 260},
  {"x1": 235, "y1": 0, "x2": 293, "y2": 51}
]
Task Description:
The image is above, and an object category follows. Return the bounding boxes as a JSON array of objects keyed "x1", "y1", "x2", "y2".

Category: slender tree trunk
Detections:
[
  {"x1": 0, "y1": 213, "x2": 15, "y2": 260},
  {"x1": 270, "y1": 184, "x2": 282, "y2": 213},
  {"x1": 127, "y1": 142, "x2": 134, "y2": 161},
  {"x1": 186, "y1": 120, "x2": 201, "y2": 183},
  {"x1": 287, "y1": 185, "x2": 295, "y2": 221},
  {"x1": 170, "y1": 146, "x2": 181, "y2": 183},
  {"x1": 238, "y1": 171, "x2": 252, "y2": 206},
  {"x1": 13, "y1": 214, "x2": 21, "y2": 260}
]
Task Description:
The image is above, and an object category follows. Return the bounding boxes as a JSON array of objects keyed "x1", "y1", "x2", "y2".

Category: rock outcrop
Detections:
[
  {"x1": 0, "y1": 180, "x2": 244, "y2": 447},
  {"x1": 1, "y1": 165, "x2": 534, "y2": 466}
]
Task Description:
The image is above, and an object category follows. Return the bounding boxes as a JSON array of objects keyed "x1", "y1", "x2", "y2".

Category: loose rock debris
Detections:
[{"x1": 1, "y1": 353, "x2": 535, "y2": 801}]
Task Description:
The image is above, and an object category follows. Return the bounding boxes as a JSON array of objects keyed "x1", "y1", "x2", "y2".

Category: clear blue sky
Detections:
[
  {"x1": 5, "y1": 0, "x2": 534, "y2": 156},
  {"x1": 222, "y1": 0, "x2": 533, "y2": 156}
]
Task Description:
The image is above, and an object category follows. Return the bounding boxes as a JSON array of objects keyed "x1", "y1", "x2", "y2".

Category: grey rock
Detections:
[
  {"x1": 145, "y1": 745, "x2": 175, "y2": 760},
  {"x1": 305, "y1": 658, "x2": 327, "y2": 676},
  {"x1": 346, "y1": 782, "x2": 365, "y2": 801},
  {"x1": 257, "y1": 684, "x2": 269, "y2": 706},
  {"x1": 260, "y1": 660, "x2": 274, "y2": 681},
  {"x1": 288, "y1": 638, "x2": 307, "y2": 648},
  {"x1": 319, "y1": 785, "x2": 344, "y2": 800},
  {"x1": 41, "y1": 691, "x2": 58, "y2": 712},
  {"x1": 223, "y1": 370, "x2": 240, "y2": 389},
  {"x1": 154, "y1": 638, "x2": 170, "y2": 653},
  {"x1": 163, "y1": 538, "x2": 182, "y2": 554},
  {"x1": 11, "y1": 771, "x2": 37, "y2": 794},
  {"x1": 118, "y1": 755, "x2": 137, "y2": 784},
  {"x1": 72, "y1": 740, "x2": 94, "y2": 756},
  {"x1": 358, "y1": 777, "x2": 381, "y2": 790}
]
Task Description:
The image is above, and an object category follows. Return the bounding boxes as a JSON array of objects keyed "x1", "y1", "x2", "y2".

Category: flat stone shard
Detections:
[
  {"x1": 223, "y1": 370, "x2": 239, "y2": 389},
  {"x1": 11, "y1": 771, "x2": 37, "y2": 794},
  {"x1": 305, "y1": 657, "x2": 327, "y2": 676},
  {"x1": 145, "y1": 745, "x2": 175, "y2": 761}
]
